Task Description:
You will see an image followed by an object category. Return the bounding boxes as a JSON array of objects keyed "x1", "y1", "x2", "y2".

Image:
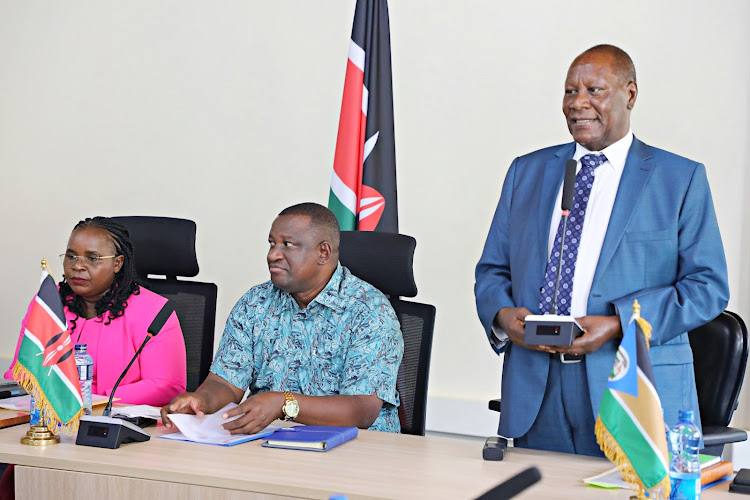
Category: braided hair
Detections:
[{"x1": 59, "y1": 217, "x2": 140, "y2": 334}]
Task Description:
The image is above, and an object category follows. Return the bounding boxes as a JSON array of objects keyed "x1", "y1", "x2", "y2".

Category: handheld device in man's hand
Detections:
[{"x1": 524, "y1": 315, "x2": 582, "y2": 346}]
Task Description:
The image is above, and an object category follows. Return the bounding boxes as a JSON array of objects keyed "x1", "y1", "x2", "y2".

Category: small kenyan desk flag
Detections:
[
  {"x1": 12, "y1": 263, "x2": 83, "y2": 433},
  {"x1": 595, "y1": 300, "x2": 670, "y2": 499}
]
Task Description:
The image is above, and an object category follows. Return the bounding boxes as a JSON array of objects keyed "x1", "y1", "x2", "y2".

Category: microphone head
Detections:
[
  {"x1": 474, "y1": 466, "x2": 542, "y2": 500},
  {"x1": 476, "y1": 467, "x2": 542, "y2": 500},
  {"x1": 147, "y1": 302, "x2": 175, "y2": 337},
  {"x1": 561, "y1": 159, "x2": 577, "y2": 211}
]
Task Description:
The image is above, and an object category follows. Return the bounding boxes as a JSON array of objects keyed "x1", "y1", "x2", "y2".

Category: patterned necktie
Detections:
[{"x1": 539, "y1": 153, "x2": 607, "y2": 315}]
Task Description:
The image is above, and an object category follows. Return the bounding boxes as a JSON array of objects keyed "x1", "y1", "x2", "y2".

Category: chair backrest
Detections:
[
  {"x1": 688, "y1": 310, "x2": 749, "y2": 427},
  {"x1": 339, "y1": 231, "x2": 435, "y2": 435},
  {"x1": 339, "y1": 231, "x2": 418, "y2": 298},
  {"x1": 111, "y1": 216, "x2": 217, "y2": 392},
  {"x1": 390, "y1": 298, "x2": 435, "y2": 436}
]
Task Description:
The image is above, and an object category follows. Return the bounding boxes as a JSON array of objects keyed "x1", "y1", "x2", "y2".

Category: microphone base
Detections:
[
  {"x1": 76, "y1": 415, "x2": 151, "y2": 449},
  {"x1": 524, "y1": 314, "x2": 582, "y2": 346}
]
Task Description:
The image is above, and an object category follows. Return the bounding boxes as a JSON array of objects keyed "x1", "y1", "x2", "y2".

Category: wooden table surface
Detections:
[{"x1": 0, "y1": 417, "x2": 738, "y2": 499}]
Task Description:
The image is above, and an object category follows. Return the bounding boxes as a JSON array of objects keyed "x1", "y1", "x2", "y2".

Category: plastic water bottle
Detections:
[
  {"x1": 669, "y1": 409, "x2": 701, "y2": 499},
  {"x1": 75, "y1": 344, "x2": 93, "y2": 415},
  {"x1": 29, "y1": 392, "x2": 41, "y2": 426}
]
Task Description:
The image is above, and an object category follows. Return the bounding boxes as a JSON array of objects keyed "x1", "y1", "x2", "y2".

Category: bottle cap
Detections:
[
  {"x1": 678, "y1": 409, "x2": 694, "y2": 422},
  {"x1": 75, "y1": 344, "x2": 87, "y2": 353}
]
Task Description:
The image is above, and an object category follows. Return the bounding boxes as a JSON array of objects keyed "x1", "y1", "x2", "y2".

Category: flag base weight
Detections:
[{"x1": 20, "y1": 425, "x2": 60, "y2": 446}]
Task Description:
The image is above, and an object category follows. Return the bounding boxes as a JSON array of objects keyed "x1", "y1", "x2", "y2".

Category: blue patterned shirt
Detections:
[{"x1": 210, "y1": 264, "x2": 404, "y2": 432}]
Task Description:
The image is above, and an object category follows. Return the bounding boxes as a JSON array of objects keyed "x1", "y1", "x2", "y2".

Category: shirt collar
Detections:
[
  {"x1": 283, "y1": 263, "x2": 345, "y2": 312},
  {"x1": 573, "y1": 130, "x2": 633, "y2": 173},
  {"x1": 312, "y1": 263, "x2": 345, "y2": 310}
]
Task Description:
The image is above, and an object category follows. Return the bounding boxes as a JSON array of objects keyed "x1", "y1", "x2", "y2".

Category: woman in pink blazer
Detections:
[{"x1": 4, "y1": 217, "x2": 187, "y2": 406}]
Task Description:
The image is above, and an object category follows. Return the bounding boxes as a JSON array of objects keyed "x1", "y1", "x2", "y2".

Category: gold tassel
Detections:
[
  {"x1": 12, "y1": 362, "x2": 81, "y2": 435},
  {"x1": 595, "y1": 416, "x2": 671, "y2": 499}
]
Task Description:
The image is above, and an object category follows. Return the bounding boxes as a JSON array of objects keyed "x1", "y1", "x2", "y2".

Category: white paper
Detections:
[
  {"x1": 163, "y1": 402, "x2": 278, "y2": 445},
  {"x1": 0, "y1": 393, "x2": 111, "y2": 412},
  {"x1": 583, "y1": 467, "x2": 629, "y2": 489},
  {"x1": 110, "y1": 405, "x2": 162, "y2": 420}
]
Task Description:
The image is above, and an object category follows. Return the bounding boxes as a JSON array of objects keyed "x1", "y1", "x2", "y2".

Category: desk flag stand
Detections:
[
  {"x1": 17, "y1": 258, "x2": 81, "y2": 446},
  {"x1": 595, "y1": 300, "x2": 670, "y2": 500},
  {"x1": 21, "y1": 425, "x2": 60, "y2": 446}
]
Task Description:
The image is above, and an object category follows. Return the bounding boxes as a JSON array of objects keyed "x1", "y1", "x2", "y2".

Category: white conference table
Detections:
[{"x1": 0, "y1": 411, "x2": 737, "y2": 499}]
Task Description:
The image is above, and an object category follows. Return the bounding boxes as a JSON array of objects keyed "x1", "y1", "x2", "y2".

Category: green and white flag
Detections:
[{"x1": 595, "y1": 300, "x2": 670, "y2": 499}]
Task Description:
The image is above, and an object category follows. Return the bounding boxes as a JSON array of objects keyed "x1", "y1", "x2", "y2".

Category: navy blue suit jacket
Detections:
[{"x1": 475, "y1": 137, "x2": 729, "y2": 438}]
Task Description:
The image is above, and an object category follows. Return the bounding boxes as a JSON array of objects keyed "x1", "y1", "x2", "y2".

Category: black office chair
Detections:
[
  {"x1": 339, "y1": 231, "x2": 436, "y2": 436},
  {"x1": 689, "y1": 310, "x2": 748, "y2": 457},
  {"x1": 112, "y1": 216, "x2": 218, "y2": 393}
]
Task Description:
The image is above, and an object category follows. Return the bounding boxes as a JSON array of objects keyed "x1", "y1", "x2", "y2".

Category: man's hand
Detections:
[
  {"x1": 554, "y1": 315, "x2": 622, "y2": 356},
  {"x1": 495, "y1": 307, "x2": 553, "y2": 353},
  {"x1": 221, "y1": 391, "x2": 285, "y2": 435},
  {"x1": 160, "y1": 374, "x2": 244, "y2": 428},
  {"x1": 160, "y1": 392, "x2": 210, "y2": 428}
]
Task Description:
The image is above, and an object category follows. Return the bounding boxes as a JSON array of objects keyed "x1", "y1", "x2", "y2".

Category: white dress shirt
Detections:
[{"x1": 491, "y1": 131, "x2": 634, "y2": 348}]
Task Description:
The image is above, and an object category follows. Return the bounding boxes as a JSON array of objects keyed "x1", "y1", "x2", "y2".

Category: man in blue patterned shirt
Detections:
[{"x1": 161, "y1": 203, "x2": 404, "y2": 433}]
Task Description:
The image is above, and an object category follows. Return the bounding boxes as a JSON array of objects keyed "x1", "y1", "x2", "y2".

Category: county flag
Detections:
[
  {"x1": 13, "y1": 270, "x2": 83, "y2": 433},
  {"x1": 595, "y1": 300, "x2": 670, "y2": 499},
  {"x1": 328, "y1": 0, "x2": 398, "y2": 232}
]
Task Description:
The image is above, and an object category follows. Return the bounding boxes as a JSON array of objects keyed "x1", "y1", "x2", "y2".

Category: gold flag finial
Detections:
[
  {"x1": 41, "y1": 258, "x2": 56, "y2": 282},
  {"x1": 632, "y1": 299, "x2": 640, "y2": 316}
]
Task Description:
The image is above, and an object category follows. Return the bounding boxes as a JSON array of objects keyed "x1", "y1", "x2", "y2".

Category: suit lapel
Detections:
[
  {"x1": 592, "y1": 137, "x2": 654, "y2": 284},
  {"x1": 538, "y1": 145, "x2": 575, "y2": 263}
]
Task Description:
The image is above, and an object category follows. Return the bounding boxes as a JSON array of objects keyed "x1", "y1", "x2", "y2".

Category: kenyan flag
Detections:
[
  {"x1": 328, "y1": 0, "x2": 398, "y2": 232},
  {"x1": 13, "y1": 270, "x2": 83, "y2": 433}
]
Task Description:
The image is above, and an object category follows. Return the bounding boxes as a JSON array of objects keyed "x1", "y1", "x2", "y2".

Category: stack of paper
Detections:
[{"x1": 160, "y1": 403, "x2": 278, "y2": 446}]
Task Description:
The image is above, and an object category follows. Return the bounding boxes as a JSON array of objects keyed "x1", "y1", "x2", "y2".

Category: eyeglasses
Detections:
[{"x1": 59, "y1": 253, "x2": 117, "y2": 267}]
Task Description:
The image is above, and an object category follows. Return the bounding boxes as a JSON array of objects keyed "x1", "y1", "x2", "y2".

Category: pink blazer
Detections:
[{"x1": 5, "y1": 287, "x2": 187, "y2": 407}]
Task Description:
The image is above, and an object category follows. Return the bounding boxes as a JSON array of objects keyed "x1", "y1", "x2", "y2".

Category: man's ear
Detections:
[
  {"x1": 318, "y1": 241, "x2": 332, "y2": 265},
  {"x1": 626, "y1": 81, "x2": 638, "y2": 110}
]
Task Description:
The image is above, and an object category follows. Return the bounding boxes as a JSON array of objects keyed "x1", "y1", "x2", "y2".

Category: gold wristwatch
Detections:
[{"x1": 281, "y1": 391, "x2": 299, "y2": 421}]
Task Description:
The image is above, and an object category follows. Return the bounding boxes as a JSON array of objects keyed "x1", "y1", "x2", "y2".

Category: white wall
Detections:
[{"x1": 1, "y1": 1, "x2": 749, "y2": 437}]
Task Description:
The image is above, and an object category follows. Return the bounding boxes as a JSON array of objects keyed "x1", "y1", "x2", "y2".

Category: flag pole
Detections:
[
  {"x1": 630, "y1": 299, "x2": 659, "y2": 499},
  {"x1": 41, "y1": 257, "x2": 57, "y2": 282}
]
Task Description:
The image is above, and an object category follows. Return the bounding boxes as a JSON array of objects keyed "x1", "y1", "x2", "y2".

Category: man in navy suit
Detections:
[{"x1": 475, "y1": 45, "x2": 729, "y2": 456}]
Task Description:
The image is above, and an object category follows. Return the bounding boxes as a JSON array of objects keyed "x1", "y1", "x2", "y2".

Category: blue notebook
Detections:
[{"x1": 261, "y1": 425, "x2": 358, "y2": 452}]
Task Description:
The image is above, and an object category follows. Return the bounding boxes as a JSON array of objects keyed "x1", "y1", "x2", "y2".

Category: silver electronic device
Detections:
[
  {"x1": 523, "y1": 314, "x2": 582, "y2": 346},
  {"x1": 524, "y1": 159, "x2": 584, "y2": 349}
]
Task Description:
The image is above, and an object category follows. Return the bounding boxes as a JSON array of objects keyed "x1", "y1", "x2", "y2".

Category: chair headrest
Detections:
[
  {"x1": 339, "y1": 231, "x2": 417, "y2": 298},
  {"x1": 111, "y1": 216, "x2": 199, "y2": 278}
]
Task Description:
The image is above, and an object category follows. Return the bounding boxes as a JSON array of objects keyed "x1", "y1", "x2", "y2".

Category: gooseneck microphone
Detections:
[
  {"x1": 549, "y1": 159, "x2": 578, "y2": 315},
  {"x1": 474, "y1": 466, "x2": 542, "y2": 500},
  {"x1": 102, "y1": 302, "x2": 174, "y2": 417},
  {"x1": 76, "y1": 301, "x2": 174, "y2": 449},
  {"x1": 523, "y1": 159, "x2": 584, "y2": 348}
]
